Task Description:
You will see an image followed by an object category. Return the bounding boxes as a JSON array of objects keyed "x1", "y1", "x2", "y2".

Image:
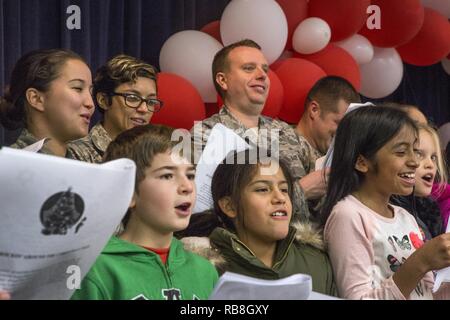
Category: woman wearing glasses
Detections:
[{"x1": 69, "y1": 54, "x2": 163, "y2": 163}]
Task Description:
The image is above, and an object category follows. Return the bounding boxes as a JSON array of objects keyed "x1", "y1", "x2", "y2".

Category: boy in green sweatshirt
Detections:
[{"x1": 71, "y1": 124, "x2": 218, "y2": 300}]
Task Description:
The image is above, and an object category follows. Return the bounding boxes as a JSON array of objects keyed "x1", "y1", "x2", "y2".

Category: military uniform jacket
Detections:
[
  {"x1": 68, "y1": 123, "x2": 112, "y2": 163},
  {"x1": 190, "y1": 106, "x2": 310, "y2": 221}
]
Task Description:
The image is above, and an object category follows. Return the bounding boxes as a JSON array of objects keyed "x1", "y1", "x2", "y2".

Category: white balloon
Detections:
[
  {"x1": 360, "y1": 47, "x2": 404, "y2": 99},
  {"x1": 159, "y1": 30, "x2": 223, "y2": 102},
  {"x1": 421, "y1": 0, "x2": 450, "y2": 18},
  {"x1": 438, "y1": 122, "x2": 450, "y2": 150},
  {"x1": 220, "y1": 0, "x2": 288, "y2": 64},
  {"x1": 292, "y1": 17, "x2": 331, "y2": 55},
  {"x1": 442, "y1": 58, "x2": 450, "y2": 75},
  {"x1": 335, "y1": 34, "x2": 374, "y2": 65}
]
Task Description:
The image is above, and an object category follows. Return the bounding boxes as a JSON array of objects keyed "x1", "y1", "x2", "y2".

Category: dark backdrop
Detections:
[{"x1": 1, "y1": 0, "x2": 449, "y2": 146}]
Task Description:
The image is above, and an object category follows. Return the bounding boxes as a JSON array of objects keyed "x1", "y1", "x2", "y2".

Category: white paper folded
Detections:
[
  {"x1": 0, "y1": 147, "x2": 136, "y2": 299},
  {"x1": 209, "y1": 271, "x2": 340, "y2": 300},
  {"x1": 193, "y1": 124, "x2": 251, "y2": 213}
]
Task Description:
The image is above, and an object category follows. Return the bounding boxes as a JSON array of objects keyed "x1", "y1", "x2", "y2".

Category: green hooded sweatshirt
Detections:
[{"x1": 71, "y1": 236, "x2": 218, "y2": 300}]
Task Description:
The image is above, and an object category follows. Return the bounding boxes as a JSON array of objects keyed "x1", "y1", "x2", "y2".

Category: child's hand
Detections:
[
  {"x1": 417, "y1": 233, "x2": 450, "y2": 272},
  {"x1": 0, "y1": 291, "x2": 10, "y2": 300}
]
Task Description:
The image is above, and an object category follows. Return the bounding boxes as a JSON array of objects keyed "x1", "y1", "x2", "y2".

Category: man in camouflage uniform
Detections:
[
  {"x1": 190, "y1": 39, "x2": 310, "y2": 222},
  {"x1": 69, "y1": 55, "x2": 161, "y2": 163},
  {"x1": 294, "y1": 76, "x2": 361, "y2": 220}
]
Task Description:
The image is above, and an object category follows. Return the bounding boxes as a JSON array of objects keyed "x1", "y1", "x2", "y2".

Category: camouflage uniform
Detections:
[
  {"x1": 10, "y1": 128, "x2": 74, "y2": 159},
  {"x1": 295, "y1": 132, "x2": 324, "y2": 175},
  {"x1": 67, "y1": 123, "x2": 112, "y2": 163},
  {"x1": 190, "y1": 106, "x2": 311, "y2": 222},
  {"x1": 295, "y1": 132, "x2": 327, "y2": 223}
]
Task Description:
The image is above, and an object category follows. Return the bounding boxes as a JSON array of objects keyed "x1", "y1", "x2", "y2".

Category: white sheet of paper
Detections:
[
  {"x1": 209, "y1": 271, "x2": 340, "y2": 300},
  {"x1": 433, "y1": 221, "x2": 450, "y2": 293},
  {"x1": 193, "y1": 124, "x2": 251, "y2": 213},
  {"x1": 22, "y1": 138, "x2": 48, "y2": 153},
  {"x1": 0, "y1": 147, "x2": 136, "y2": 299}
]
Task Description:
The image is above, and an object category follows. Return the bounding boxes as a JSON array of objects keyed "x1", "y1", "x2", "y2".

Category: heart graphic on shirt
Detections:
[{"x1": 409, "y1": 232, "x2": 424, "y2": 249}]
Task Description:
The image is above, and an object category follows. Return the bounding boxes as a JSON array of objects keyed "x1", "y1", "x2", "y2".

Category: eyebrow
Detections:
[
  {"x1": 392, "y1": 142, "x2": 411, "y2": 149},
  {"x1": 68, "y1": 79, "x2": 86, "y2": 84},
  {"x1": 152, "y1": 165, "x2": 195, "y2": 173},
  {"x1": 124, "y1": 89, "x2": 157, "y2": 97},
  {"x1": 249, "y1": 180, "x2": 288, "y2": 186}
]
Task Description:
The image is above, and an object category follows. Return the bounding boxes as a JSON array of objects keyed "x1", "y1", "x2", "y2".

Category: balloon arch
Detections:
[{"x1": 153, "y1": 0, "x2": 450, "y2": 128}]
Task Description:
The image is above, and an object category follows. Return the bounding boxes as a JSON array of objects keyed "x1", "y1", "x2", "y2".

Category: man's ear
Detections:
[
  {"x1": 308, "y1": 100, "x2": 321, "y2": 120},
  {"x1": 25, "y1": 88, "x2": 45, "y2": 112},
  {"x1": 215, "y1": 72, "x2": 228, "y2": 92},
  {"x1": 96, "y1": 93, "x2": 109, "y2": 111},
  {"x1": 218, "y1": 196, "x2": 237, "y2": 219},
  {"x1": 355, "y1": 155, "x2": 369, "y2": 173}
]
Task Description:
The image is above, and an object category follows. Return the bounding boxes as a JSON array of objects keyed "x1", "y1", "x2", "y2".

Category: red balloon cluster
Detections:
[
  {"x1": 397, "y1": 8, "x2": 450, "y2": 66},
  {"x1": 276, "y1": 0, "x2": 308, "y2": 51},
  {"x1": 308, "y1": 0, "x2": 370, "y2": 41},
  {"x1": 275, "y1": 58, "x2": 326, "y2": 124},
  {"x1": 294, "y1": 44, "x2": 361, "y2": 91},
  {"x1": 359, "y1": 0, "x2": 425, "y2": 48},
  {"x1": 176, "y1": 0, "x2": 450, "y2": 125},
  {"x1": 151, "y1": 73, "x2": 206, "y2": 130}
]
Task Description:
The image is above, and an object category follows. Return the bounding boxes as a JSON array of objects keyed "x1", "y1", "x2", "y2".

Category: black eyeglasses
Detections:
[{"x1": 110, "y1": 92, "x2": 163, "y2": 113}]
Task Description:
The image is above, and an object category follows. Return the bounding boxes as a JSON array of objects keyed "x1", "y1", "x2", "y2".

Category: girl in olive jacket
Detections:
[{"x1": 183, "y1": 150, "x2": 337, "y2": 297}]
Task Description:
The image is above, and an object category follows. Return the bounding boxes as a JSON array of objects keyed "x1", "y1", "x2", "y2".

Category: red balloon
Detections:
[
  {"x1": 294, "y1": 44, "x2": 361, "y2": 91},
  {"x1": 151, "y1": 73, "x2": 206, "y2": 130},
  {"x1": 360, "y1": 0, "x2": 424, "y2": 47},
  {"x1": 200, "y1": 20, "x2": 222, "y2": 44},
  {"x1": 308, "y1": 0, "x2": 370, "y2": 42},
  {"x1": 216, "y1": 70, "x2": 284, "y2": 118},
  {"x1": 262, "y1": 70, "x2": 284, "y2": 118},
  {"x1": 275, "y1": 58, "x2": 326, "y2": 124},
  {"x1": 270, "y1": 50, "x2": 294, "y2": 70},
  {"x1": 276, "y1": 0, "x2": 308, "y2": 51},
  {"x1": 397, "y1": 8, "x2": 450, "y2": 66}
]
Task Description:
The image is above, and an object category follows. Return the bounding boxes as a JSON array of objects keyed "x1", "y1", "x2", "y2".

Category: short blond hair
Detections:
[{"x1": 418, "y1": 124, "x2": 447, "y2": 193}]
